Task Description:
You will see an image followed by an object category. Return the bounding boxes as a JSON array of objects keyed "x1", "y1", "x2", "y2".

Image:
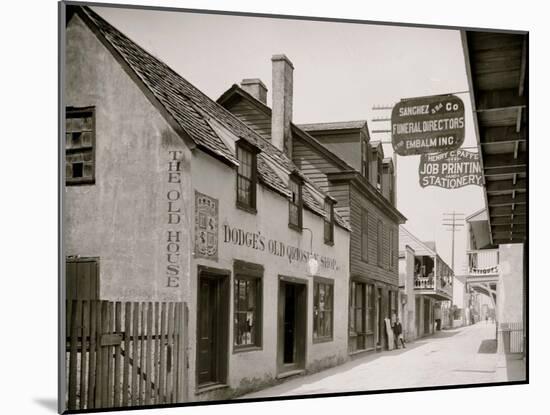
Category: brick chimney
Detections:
[
  {"x1": 240, "y1": 78, "x2": 268, "y2": 104},
  {"x1": 271, "y1": 54, "x2": 294, "y2": 157}
]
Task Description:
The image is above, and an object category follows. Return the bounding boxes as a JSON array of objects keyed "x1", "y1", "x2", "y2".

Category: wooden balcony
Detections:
[
  {"x1": 467, "y1": 249, "x2": 499, "y2": 280},
  {"x1": 414, "y1": 275, "x2": 453, "y2": 301}
]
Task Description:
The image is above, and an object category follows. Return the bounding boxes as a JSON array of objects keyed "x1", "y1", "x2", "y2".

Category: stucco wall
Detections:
[
  {"x1": 66, "y1": 13, "x2": 350, "y2": 402},
  {"x1": 497, "y1": 243, "x2": 524, "y2": 324},
  {"x1": 189, "y1": 150, "x2": 350, "y2": 399},
  {"x1": 65, "y1": 15, "x2": 192, "y2": 302}
]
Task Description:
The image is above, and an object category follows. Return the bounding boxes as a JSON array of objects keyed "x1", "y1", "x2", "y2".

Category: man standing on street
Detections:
[{"x1": 392, "y1": 317, "x2": 406, "y2": 349}]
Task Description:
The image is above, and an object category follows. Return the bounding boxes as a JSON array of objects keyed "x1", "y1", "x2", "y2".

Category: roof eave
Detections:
[{"x1": 74, "y1": 6, "x2": 200, "y2": 154}]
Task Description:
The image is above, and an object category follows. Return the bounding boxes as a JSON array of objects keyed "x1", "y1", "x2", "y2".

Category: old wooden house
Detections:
[
  {"x1": 218, "y1": 56, "x2": 407, "y2": 354},
  {"x1": 64, "y1": 6, "x2": 350, "y2": 408}
]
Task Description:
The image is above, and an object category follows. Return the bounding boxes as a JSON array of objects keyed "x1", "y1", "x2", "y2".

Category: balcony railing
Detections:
[
  {"x1": 414, "y1": 275, "x2": 453, "y2": 299},
  {"x1": 468, "y1": 249, "x2": 499, "y2": 276}
]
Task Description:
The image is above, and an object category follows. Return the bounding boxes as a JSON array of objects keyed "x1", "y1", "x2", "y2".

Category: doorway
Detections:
[
  {"x1": 196, "y1": 267, "x2": 229, "y2": 389},
  {"x1": 277, "y1": 278, "x2": 307, "y2": 374},
  {"x1": 423, "y1": 298, "x2": 431, "y2": 336},
  {"x1": 415, "y1": 297, "x2": 421, "y2": 337},
  {"x1": 376, "y1": 287, "x2": 383, "y2": 346}
]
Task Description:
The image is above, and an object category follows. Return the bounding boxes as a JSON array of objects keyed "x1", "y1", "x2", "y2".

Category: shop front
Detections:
[{"x1": 189, "y1": 148, "x2": 350, "y2": 401}]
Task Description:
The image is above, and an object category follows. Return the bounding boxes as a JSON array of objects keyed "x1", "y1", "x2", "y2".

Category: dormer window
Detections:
[
  {"x1": 361, "y1": 137, "x2": 369, "y2": 179},
  {"x1": 382, "y1": 160, "x2": 395, "y2": 205},
  {"x1": 377, "y1": 152, "x2": 383, "y2": 191},
  {"x1": 288, "y1": 175, "x2": 303, "y2": 231},
  {"x1": 324, "y1": 198, "x2": 335, "y2": 245},
  {"x1": 236, "y1": 141, "x2": 257, "y2": 212}
]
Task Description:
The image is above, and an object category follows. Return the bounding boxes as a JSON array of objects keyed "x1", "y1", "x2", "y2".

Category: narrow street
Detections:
[{"x1": 240, "y1": 322, "x2": 521, "y2": 399}]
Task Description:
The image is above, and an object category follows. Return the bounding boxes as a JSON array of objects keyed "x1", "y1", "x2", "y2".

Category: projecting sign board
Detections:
[
  {"x1": 419, "y1": 149, "x2": 483, "y2": 189},
  {"x1": 391, "y1": 94, "x2": 465, "y2": 156}
]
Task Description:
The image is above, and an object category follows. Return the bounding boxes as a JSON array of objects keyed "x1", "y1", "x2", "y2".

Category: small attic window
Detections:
[
  {"x1": 236, "y1": 141, "x2": 258, "y2": 213},
  {"x1": 66, "y1": 106, "x2": 95, "y2": 185},
  {"x1": 288, "y1": 175, "x2": 303, "y2": 231}
]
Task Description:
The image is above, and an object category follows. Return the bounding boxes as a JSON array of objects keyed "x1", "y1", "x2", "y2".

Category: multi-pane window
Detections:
[
  {"x1": 361, "y1": 209, "x2": 369, "y2": 262},
  {"x1": 377, "y1": 220, "x2": 384, "y2": 267},
  {"x1": 66, "y1": 107, "x2": 95, "y2": 185},
  {"x1": 233, "y1": 260, "x2": 263, "y2": 350},
  {"x1": 361, "y1": 138, "x2": 369, "y2": 179},
  {"x1": 377, "y1": 153, "x2": 383, "y2": 191},
  {"x1": 313, "y1": 278, "x2": 333, "y2": 341},
  {"x1": 288, "y1": 176, "x2": 302, "y2": 230},
  {"x1": 324, "y1": 199, "x2": 334, "y2": 245},
  {"x1": 389, "y1": 228, "x2": 395, "y2": 270},
  {"x1": 236, "y1": 143, "x2": 257, "y2": 211}
]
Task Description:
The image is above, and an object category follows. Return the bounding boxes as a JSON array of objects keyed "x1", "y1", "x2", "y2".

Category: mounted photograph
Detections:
[{"x1": 59, "y1": 1, "x2": 528, "y2": 412}]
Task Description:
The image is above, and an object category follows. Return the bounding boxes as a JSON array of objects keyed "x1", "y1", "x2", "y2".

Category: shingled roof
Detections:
[
  {"x1": 71, "y1": 6, "x2": 349, "y2": 230},
  {"x1": 298, "y1": 120, "x2": 368, "y2": 132},
  {"x1": 217, "y1": 83, "x2": 406, "y2": 225}
]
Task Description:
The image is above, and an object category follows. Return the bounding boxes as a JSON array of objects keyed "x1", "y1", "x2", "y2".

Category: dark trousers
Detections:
[{"x1": 394, "y1": 333, "x2": 405, "y2": 348}]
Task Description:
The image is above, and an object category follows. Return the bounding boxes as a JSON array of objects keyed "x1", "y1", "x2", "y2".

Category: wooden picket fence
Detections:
[{"x1": 65, "y1": 300, "x2": 188, "y2": 410}]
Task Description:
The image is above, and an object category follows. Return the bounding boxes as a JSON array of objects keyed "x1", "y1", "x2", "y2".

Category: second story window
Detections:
[
  {"x1": 377, "y1": 220, "x2": 384, "y2": 267},
  {"x1": 324, "y1": 199, "x2": 334, "y2": 245},
  {"x1": 389, "y1": 227, "x2": 395, "y2": 270},
  {"x1": 288, "y1": 175, "x2": 303, "y2": 230},
  {"x1": 236, "y1": 142, "x2": 257, "y2": 212},
  {"x1": 361, "y1": 209, "x2": 369, "y2": 262},
  {"x1": 66, "y1": 106, "x2": 95, "y2": 185}
]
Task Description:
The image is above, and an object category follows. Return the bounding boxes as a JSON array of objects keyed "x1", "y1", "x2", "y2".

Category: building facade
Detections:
[
  {"x1": 465, "y1": 209, "x2": 525, "y2": 354},
  {"x1": 398, "y1": 226, "x2": 454, "y2": 341},
  {"x1": 218, "y1": 58, "x2": 406, "y2": 355},
  {"x1": 65, "y1": 6, "x2": 350, "y2": 404}
]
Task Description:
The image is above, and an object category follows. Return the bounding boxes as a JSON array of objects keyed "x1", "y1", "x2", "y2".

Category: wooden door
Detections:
[
  {"x1": 415, "y1": 297, "x2": 421, "y2": 337},
  {"x1": 196, "y1": 270, "x2": 229, "y2": 388},
  {"x1": 376, "y1": 288, "x2": 383, "y2": 346},
  {"x1": 66, "y1": 258, "x2": 99, "y2": 301},
  {"x1": 424, "y1": 298, "x2": 431, "y2": 335},
  {"x1": 277, "y1": 280, "x2": 306, "y2": 373},
  {"x1": 197, "y1": 277, "x2": 217, "y2": 386}
]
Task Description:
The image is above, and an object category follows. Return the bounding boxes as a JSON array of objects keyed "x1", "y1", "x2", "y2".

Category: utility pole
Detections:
[{"x1": 442, "y1": 212, "x2": 465, "y2": 272}]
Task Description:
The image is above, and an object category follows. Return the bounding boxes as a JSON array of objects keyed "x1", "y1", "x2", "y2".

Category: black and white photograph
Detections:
[{"x1": 57, "y1": 1, "x2": 531, "y2": 412}]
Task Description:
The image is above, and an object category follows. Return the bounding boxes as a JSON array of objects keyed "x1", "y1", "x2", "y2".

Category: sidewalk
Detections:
[{"x1": 238, "y1": 322, "x2": 517, "y2": 399}]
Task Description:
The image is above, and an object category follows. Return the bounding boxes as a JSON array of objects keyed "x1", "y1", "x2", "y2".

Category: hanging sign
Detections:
[
  {"x1": 419, "y1": 149, "x2": 483, "y2": 189},
  {"x1": 391, "y1": 94, "x2": 465, "y2": 156}
]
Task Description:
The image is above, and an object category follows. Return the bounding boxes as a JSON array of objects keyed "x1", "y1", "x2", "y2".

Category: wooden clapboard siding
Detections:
[
  {"x1": 312, "y1": 131, "x2": 361, "y2": 171},
  {"x1": 226, "y1": 99, "x2": 272, "y2": 140},
  {"x1": 349, "y1": 185, "x2": 399, "y2": 287},
  {"x1": 292, "y1": 138, "x2": 342, "y2": 191},
  {"x1": 327, "y1": 182, "x2": 350, "y2": 223}
]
